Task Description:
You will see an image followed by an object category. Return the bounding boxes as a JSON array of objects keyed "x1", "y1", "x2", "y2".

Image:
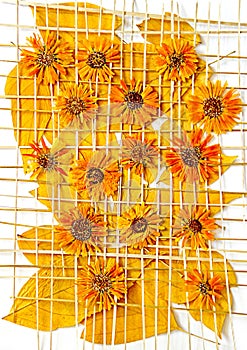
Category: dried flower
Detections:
[
  {"x1": 23, "y1": 137, "x2": 68, "y2": 179},
  {"x1": 76, "y1": 36, "x2": 120, "y2": 82},
  {"x1": 55, "y1": 204, "x2": 107, "y2": 256},
  {"x1": 164, "y1": 128, "x2": 221, "y2": 183},
  {"x1": 77, "y1": 258, "x2": 126, "y2": 311},
  {"x1": 173, "y1": 206, "x2": 218, "y2": 249},
  {"x1": 20, "y1": 31, "x2": 73, "y2": 85},
  {"x1": 117, "y1": 203, "x2": 163, "y2": 249},
  {"x1": 185, "y1": 269, "x2": 225, "y2": 309},
  {"x1": 155, "y1": 38, "x2": 198, "y2": 81},
  {"x1": 187, "y1": 80, "x2": 242, "y2": 134},
  {"x1": 55, "y1": 83, "x2": 97, "y2": 128},
  {"x1": 110, "y1": 78, "x2": 159, "y2": 125}
]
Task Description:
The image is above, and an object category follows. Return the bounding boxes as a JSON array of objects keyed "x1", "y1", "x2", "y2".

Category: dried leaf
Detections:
[
  {"x1": 81, "y1": 266, "x2": 180, "y2": 344},
  {"x1": 5, "y1": 64, "x2": 52, "y2": 149},
  {"x1": 165, "y1": 251, "x2": 237, "y2": 337},
  {"x1": 32, "y1": 2, "x2": 122, "y2": 45},
  {"x1": 137, "y1": 14, "x2": 201, "y2": 46},
  {"x1": 3, "y1": 256, "x2": 87, "y2": 331}
]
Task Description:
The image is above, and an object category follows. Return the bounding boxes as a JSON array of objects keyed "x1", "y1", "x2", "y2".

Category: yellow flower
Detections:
[
  {"x1": 55, "y1": 83, "x2": 97, "y2": 128},
  {"x1": 164, "y1": 128, "x2": 222, "y2": 183},
  {"x1": 117, "y1": 203, "x2": 163, "y2": 249},
  {"x1": 155, "y1": 38, "x2": 198, "y2": 81},
  {"x1": 20, "y1": 31, "x2": 73, "y2": 85},
  {"x1": 121, "y1": 132, "x2": 159, "y2": 180},
  {"x1": 77, "y1": 258, "x2": 126, "y2": 311},
  {"x1": 173, "y1": 206, "x2": 218, "y2": 249},
  {"x1": 23, "y1": 137, "x2": 68, "y2": 180},
  {"x1": 76, "y1": 36, "x2": 120, "y2": 82},
  {"x1": 69, "y1": 150, "x2": 121, "y2": 201},
  {"x1": 186, "y1": 80, "x2": 243, "y2": 134},
  {"x1": 110, "y1": 78, "x2": 159, "y2": 125},
  {"x1": 55, "y1": 204, "x2": 107, "y2": 256},
  {"x1": 185, "y1": 269, "x2": 225, "y2": 309}
]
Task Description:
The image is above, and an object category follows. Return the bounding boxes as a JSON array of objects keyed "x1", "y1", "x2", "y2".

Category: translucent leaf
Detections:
[
  {"x1": 81, "y1": 267, "x2": 180, "y2": 344},
  {"x1": 3, "y1": 256, "x2": 87, "y2": 331},
  {"x1": 137, "y1": 14, "x2": 201, "y2": 45},
  {"x1": 32, "y1": 2, "x2": 122, "y2": 45},
  {"x1": 5, "y1": 64, "x2": 52, "y2": 149}
]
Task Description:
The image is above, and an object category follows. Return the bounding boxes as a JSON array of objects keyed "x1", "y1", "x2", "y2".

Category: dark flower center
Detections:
[
  {"x1": 86, "y1": 51, "x2": 106, "y2": 69},
  {"x1": 203, "y1": 96, "x2": 224, "y2": 119},
  {"x1": 86, "y1": 167, "x2": 104, "y2": 185},
  {"x1": 188, "y1": 219, "x2": 202, "y2": 234},
  {"x1": 169, "y1": 52, "x2": 184, "y2": 70},
  {"x1": 37, "y1": 51, "x2": 56, "y2": 67},
  {"x1": 71, "y1": 217, "x2": 92, "y2": 241},
  {"x1": 66, "y1": 97, "x2": 86, "y2": 116},
  {"x1": 124, "y1": 91, "x2": 144, "y2": 110},
  {"x1": 92, "y1": 273, "x2": 112, "y2": 294},
  {"x1": 37, "y1": 153, "x2": 56, "y2": 170},
  {"x1": 198, "y1": 282, "x2": 210, "y2": 295},
  {"x1": 130, "y1": 145, "x2": 147, "y2": 163},
  {"x1": 131, "y1": 217, "x2": 148, "y2": 233},
  {"x1": 180, "y1": 146, "x2": 201, "y2": 168}
]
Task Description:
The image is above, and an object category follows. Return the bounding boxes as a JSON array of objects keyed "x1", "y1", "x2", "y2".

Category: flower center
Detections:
[
  {"x1": 169, "y1": 52, "x2": 184, "y2": 71},
  {"x1": 37, "y1": 51, "x2": 56, "y2": 67},
  {"x1": 86, "y1": 167, "x2": 104, "y2": 185},
  {"x1": 71, "y1": 217, "x2": 92, "y2": 241},
  {"x1": 131, "y1": 217, "x2": 148, "y2": 233},
  {"x1": 66, "y1": 97, "x2": 86, "y2": 116},
  {"x1": 130, "y1": 145, "x2": 147, "y2": 163},
  {"x1": 124, "y1": 91, "x2": 144, "y2": 110},
  {"x1": 203, "y1": 96, "x2": 224, "y2": 119},
  {"x1": 37, "y1": 153, "x2": 55, "y2": 170},
  {"x1": 180, "y1": 146, "x2": 201, "y2": 168},
  {"x1": 92, "y1": 273, "x2": 112, "y2": 294},
  {"x1": 86, "y1": 51, "x2": 106, "y2": 69},
  {"x1": 198, "y1": 282, "x2": 210, "y2": 295},
  {"x1": 188, "y1": 219, "x2": 202, "y2": 234}
]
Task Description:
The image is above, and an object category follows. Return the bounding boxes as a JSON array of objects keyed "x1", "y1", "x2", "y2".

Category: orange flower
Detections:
[
  {"x1": 185, "y1": 269, "x2": 225, "y2": 309},
  {"x1": 121, "y1": 133, "x2": 159, "y2": 179},
  {"x1": 55, "y1": 83, "x2": 97, "y2": 128},
  {"x1": 77, "y1": 258, "x2": 126, "y2": 311},
  {"x1": 117, "y1": 203, "x2": 163, "y2": 249},
  {"x1": 69, "y1": 150, "x2": 121, "y2": 201},
  {"x1": 110, "y1": 79, "x2": 159, "y2": 125},
  {"x1": 173, "y1": 206, "x2": 218, "y2": 249},
  {"x1": 55, "y1": 204, "x2": 107, "y2": 256},
  {"x1": 155, "y1": 38, "x2": 198, "y2": 81},
  {"x1": 20, "y1": 31, "x2": 73, "y2": 85},
  {"x1": 187, "y1": 80, "x2": 242, "y2": 134},
  {"x1": 76, "y1": 36, "x2": 120, "y2": 82},
  {"x1": 164, "y1": 128, "x2": 221, "y2": 183},
  {"x1": 23, "y1": 137, "x2": 68, "y2": 179}
]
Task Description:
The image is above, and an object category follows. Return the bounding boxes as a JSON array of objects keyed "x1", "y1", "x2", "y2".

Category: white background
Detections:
[{"x1": 0, "y1": 0, "x2": 247, "y2": 349}]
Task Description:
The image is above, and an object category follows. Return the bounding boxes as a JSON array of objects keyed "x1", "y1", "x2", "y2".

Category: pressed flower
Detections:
[
  {"x1": 156, "y1": 38, "x2": 198, "y2": 81},
  {"x1": 55, "y1": 83, "x2": 97, "y2": 128},
  {"x1": 173, "y1": 206, "x2": 218, "y2": 249},
  {"x1": 164, "y1": 128, "x2": 222, "y2": 183},
  {"x1": 77, "y1": 258, "x2": 126, "y2": 311},
  {"x1": 117, "y1": 203, "x2": 163, "y2": 249},
  {"x1": 121, "y1": 133, "x2": 159, "y2": 179},
  {"x1": 76, "y1": 36, "x2": 120, "y2": 82},
  {"x1": 187, "y1": 80, "x2": 242, "y2": 134},
  {"x1": 110, "y1": 78, "x2": 159, "y2": 125},
  {"x1": 20, "y1": 31, "x2": 73, "y2": 85},
  {"x1": 185, "y1": 269, "x2": 225, "y2": 309},
  {"x1": 55, "y1": 204, "x2": 107, "y2": 256},
  {"x1": 23, "y1": 137, "x2": 68, "y2": 179},
  {"x1": 69, "y1": 150, "x2": 121, "y2": 201}
]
